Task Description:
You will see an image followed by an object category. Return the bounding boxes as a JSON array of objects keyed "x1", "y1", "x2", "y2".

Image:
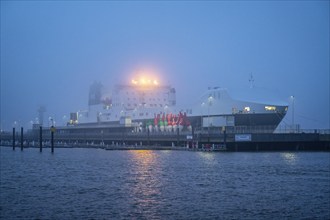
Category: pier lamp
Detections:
[
  {"x1": 201, "y1": 102, "x2": 205, "y2": 128},
  {"x1": 290, "y1": 95, "x2": 295, "y2": 130},
  {"x1": 13, "y1": 120, "x2": 20, "y2": 130},
  {"x1": 208, "y1": 96, "x2": 213, "y2": 127},
  {"x1": 207, "y1": 95, "x2": 213, "y2": 142},
  {"x1": 13, "y1": 120, "x2": 19, "y2": 138}
]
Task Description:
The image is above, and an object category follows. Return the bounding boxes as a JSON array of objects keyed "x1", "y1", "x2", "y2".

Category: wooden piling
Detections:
[
  {"x1": 177, "y1": 127, "x2": 179, "y2": 146},
  {"x1": 21, "y1": 127, "x2": 23, "y2": 151},
  {"x1": 147, "y1": 128, "x2": 150, "y2": 146},
  {"x1": 51, "y1": 129, "x2": 54, "y2": 153},
  {"x1": 39, "y1": 126, "x2": 42, "y2": 152},
  {"x1": 12, "y1": 127, "x2": 15, "y2": 150},
  {"x1": 223, "y1": 129, "x2": 227, "y2": 147}
]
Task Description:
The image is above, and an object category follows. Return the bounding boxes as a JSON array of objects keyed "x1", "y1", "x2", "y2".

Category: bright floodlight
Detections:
[{"x1": 131, "y1": 77, "x2": 159, "y2": 86}]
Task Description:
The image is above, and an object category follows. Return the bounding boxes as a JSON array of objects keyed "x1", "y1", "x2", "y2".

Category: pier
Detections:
[{"x1": 0, "y1": 126, "x2": 329, "y2": 152}]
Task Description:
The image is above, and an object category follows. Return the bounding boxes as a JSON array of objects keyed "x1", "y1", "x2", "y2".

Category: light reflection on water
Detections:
[
  {"x1": 196, "y1": 151, "x2": 217, "y2": 166},
  {"x1": 281, "y1": 152, "x2": 298, "y2": 165},
  {"x1": 127, "y1": 150, "x2": 163, "y2": 218},
  {"x1": 1, "y1": 148, "x2": 329, "y2": 219}
]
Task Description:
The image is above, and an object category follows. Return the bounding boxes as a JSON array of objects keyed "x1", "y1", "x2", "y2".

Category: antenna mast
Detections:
[{"x1": 249, "y1": 73, "x2": 255, "y2": 88}]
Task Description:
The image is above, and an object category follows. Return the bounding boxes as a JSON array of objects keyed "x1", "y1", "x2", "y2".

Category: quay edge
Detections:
[{"x1": 1, "y1": 128, "x2": 329, "y2": 152}]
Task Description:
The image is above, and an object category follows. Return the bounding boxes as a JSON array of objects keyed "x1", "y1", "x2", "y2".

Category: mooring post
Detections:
[
  {"x1": 51, "y1": 126, "x2": 54, "y2": 153},
  {"x1": 147, "y1": 128, "x2": 150, "y2": 146},
  {"x1": 12, "y1": 127, "x2": 15, "y2": 150},
  {"x1": 21, "y1": 127, "x2": 24, "y2": 151},
  {"x1": 177, "y1": 127, "x2": 179, "y2": 146},
  {"x1": 223, "y1": 128, "x2": 227, "y2": 148},
  {"x1": 39, "y1": 126, "x2": 42, "y2": 152}
]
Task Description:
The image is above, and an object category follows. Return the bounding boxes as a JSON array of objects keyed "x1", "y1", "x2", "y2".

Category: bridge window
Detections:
[{"x1": 265, "y1": 106, "x2": 276, "y2": 111}]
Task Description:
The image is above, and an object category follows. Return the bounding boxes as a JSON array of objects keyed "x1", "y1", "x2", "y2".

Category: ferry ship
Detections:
[{"x1": 68, "y1": 77, "x2": 288, "y2": 133}]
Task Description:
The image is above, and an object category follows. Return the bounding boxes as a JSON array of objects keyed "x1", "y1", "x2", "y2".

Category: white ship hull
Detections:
[{"x1": 70, "y1": 84, "x2": 288, "y2": 132}]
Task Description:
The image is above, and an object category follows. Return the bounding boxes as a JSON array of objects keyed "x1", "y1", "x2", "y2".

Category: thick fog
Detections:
[{"x1": 1, "y1": 1, "x2": 329, "y2": 130}]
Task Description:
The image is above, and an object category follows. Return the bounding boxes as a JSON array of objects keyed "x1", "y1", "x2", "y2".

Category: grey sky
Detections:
[{"x1": 1, "y1": 1, "x2": 329, "y2": 130}]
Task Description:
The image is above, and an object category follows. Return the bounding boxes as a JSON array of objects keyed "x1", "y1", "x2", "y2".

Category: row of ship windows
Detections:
[
  {"x1": 124, "y1": 91, "x2": 171, "y2": 96},
  {"x1": 100, "y1": 112, "x2": 151, "y2": 118},
  {"x1": 101, "y1": 109, "x2": 193, "y2": 118},
  {"x1": 105, "y1": 103, "x2": 169, "y2": 108},
  {"x1": 126, "y1": 98, "x2": 168, "y2": 102},
  {"x1": 125, "y1": 92, "x2": 153, "y2": 95},
  {"x1": 119, "y1": 94, "x2": 169, "y2": 99}
]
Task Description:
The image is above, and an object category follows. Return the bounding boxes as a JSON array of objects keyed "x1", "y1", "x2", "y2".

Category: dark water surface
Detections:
[{"x1": 1, "y1": 147, "x2": 329, "y2": 219}]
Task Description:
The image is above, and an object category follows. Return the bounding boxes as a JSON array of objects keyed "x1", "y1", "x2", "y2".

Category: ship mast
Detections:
[{"x1": 249, "y1": 73, "x2": 255, "y2": 88}]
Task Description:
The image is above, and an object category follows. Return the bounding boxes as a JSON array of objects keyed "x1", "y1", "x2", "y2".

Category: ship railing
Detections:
[
  {"x1": 226, "y1": 126, "x2": 277, "y2": 134},
  {"x1": 194, "y1": 126, "x2": 330, "y2": 134},
  {"x1": 195, "y1": 126, "x2": 277, "y2": 134},
  {"x1": 275, "y1": 128, "x2": 330, "y2": 134},
  {"x1": 36, "y1": 131, "x2": 194, "y2": 138},
  {"x1": 40, "y1": 129, "x2": 329, "y2": 141},
  {"x1": 127, "y1": 131, "x2": 194, "y2": 136}
]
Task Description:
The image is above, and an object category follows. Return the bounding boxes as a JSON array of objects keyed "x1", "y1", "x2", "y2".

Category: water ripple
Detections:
[{"x1": 1, "y1": 148, "x2": 329, "y2": 219}]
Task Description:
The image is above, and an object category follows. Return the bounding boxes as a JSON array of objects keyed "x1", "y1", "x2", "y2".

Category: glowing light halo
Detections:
[
  {"x1": 129, "y1": 68, "x2": 164, "y2": 87},
  {"x1": 131, "y1": 76, "x2": 160, "y2": 86}
]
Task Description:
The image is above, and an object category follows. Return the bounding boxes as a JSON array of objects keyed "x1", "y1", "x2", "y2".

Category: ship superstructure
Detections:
[{"x1": 74, "y1": 78, "x2": 176, "y2": 125}]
